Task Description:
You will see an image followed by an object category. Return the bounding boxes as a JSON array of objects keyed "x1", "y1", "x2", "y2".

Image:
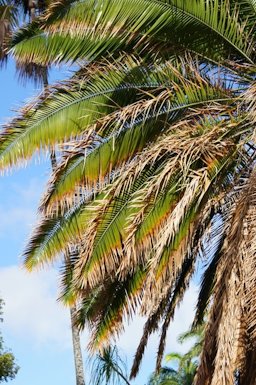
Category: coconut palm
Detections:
[{"x1": 0, "y1": 1, "x2": 256, "y2": 384}]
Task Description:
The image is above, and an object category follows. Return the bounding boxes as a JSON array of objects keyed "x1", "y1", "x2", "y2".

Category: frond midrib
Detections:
[
  {"x1": 0, "y1": 82, "x2": 161, "y2": 162},
  {"x1": 46, "y1": 94, "x2": 235, "y2": 205},
  {"x1": 50, "y1": 0, "x2": 254, "y2": 63}
]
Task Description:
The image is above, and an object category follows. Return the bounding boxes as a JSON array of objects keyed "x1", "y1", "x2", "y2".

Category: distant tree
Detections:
[
  {"x1": 0, "y1": 299, "x2": 19, "y2": 382},
  {"x1": 148, "y1": 325, "x2": 204, "y2": 385},
  {"x1": 90, "y1": 345, "x2": 131, "y2": 385}
]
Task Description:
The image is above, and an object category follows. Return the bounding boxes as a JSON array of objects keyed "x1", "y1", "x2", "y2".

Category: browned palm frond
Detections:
[{"x1": 195, "y1": 169, "x2": 256, "y2": 385}]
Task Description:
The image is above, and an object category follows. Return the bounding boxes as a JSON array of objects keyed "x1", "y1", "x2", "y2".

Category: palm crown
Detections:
[{"x1": 0, "y1": 1, "x2": 256, "y2": 384}]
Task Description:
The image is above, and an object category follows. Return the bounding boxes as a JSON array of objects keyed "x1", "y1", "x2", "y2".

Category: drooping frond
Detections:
[
  {"x1": 195, "y1": 169, "x2": 256, "y2": 385},
  {"x1": 75, "y1": 268, "x2": 146, "y2": 353},
  {"x1": 130, "y1": 198, "x2": 216, "y2": 378},
  {"x1": 89, "y1": 345, "x2": 130, "y2": 385},
  {"x1": 154, "y1": 256, "x2": 195, "y2": 374},
  {"x1": 193, "y1": 213, "x2": 225, "y2": 327},
  {"x1": 0, "y1": 56, "x2": 179, "y2": 169},
  {"x1": 23, "y1": 194, "x2": 107, "y2": 270},
  {"x1": 129, "y1": 291, "x2": 172, "y2": 379},
  {"x1": 40, "y1": 67, "x2": 236, "y2": 212}
]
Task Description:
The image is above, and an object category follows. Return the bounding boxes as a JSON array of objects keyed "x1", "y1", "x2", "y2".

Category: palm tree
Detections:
[
  {"x1": 0, "y1": 1, "x2": 256, "y2": 384},
  {"x1": 62, "y1": 249, "x2": 85, "y2": 385},
  {"x1": 90, "y1": 345, "x2": 131, "y2": 385},
  {"x1": 148, "y1": 324, "x2": 203, "y2": 385},
  {"x1": 148, "y1": 359, "x2": 197, "y2": 385}
]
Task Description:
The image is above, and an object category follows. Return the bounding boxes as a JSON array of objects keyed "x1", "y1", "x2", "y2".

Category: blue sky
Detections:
[{"x1": 0, "y1": 59, "x2": 198, "y2": 385}]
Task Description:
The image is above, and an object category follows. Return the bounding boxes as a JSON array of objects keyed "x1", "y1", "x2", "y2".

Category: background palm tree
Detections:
[
  {"x1": 0, "y1": 1, "x2": 255, "y2": 384},
  {"x1": 0, "y1": 0, "x2": 17, "y2": 61},
  {"x1": 90, "y1": 345, "x2": 131, "y2": 385},
  {"x1": 148, "y1": 359, "x2": 197, "y2": 385},
  {"x1": 148, "y1": 324, "x2": 203, "y2": 385}
]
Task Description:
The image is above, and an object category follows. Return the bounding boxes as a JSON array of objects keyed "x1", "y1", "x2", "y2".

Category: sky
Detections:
[{"x1": 0, "y1": 59, "x2": 199, "y2": 385}]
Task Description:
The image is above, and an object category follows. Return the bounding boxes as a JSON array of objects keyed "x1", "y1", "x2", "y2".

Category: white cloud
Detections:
[
  {"x1": 0, "y1": 265, "x2": 73, "y2": 350},
  {"x1": 0, "y1": 176, "x2": 46, "y2": 240},
  {"x1": 0, "y1": 264, "x2": 198, "y2": 374}
]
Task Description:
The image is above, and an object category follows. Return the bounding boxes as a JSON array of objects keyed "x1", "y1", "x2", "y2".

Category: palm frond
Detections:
[
  {"x1": 89, "y1": 345, "x2": 130, "y2": 385},
  {"x1": 195, "y1": 169, "x2": 256, "y2": 385},
  {"x1": 154, "y1": 256, "x2": 196, "y2": 373},
  {"x1": 0, "y1": 1, "x2": 17, "y2": 62},
  {"x1": 76, "y1": 269, "x2": 146, "y2": 352},
  {"x1": 0, "y1": 56, "x2": 173, "y2": 169},
  {"x1": 10, "y1": 0, "x2": 255, "y2": 66},
  {"x1": 23, "y1": 194, "x2": 105, "y2": 270},
  {"x1": 41, "y1": 74, "x2": 235, "y2": 212}
]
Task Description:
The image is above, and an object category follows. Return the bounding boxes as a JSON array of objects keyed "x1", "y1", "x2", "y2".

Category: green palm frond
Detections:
[
  {"x1": 88, "y1": 269, "x2": 145, "y2": 351},
  {"x1": 23, "y1": 194, "x2": 104, "y2": 270},
  {"x1": 148, "y1": 367, "x2": 180, "y2": 385},
  {"x1": 40, "y1": 77, "x2": 235, "y2": 211},
  {"x1": 0, "y1": 57, "x2": 173, "y2": 169},
  {"x1": 58, "y1": 248, "x2": 81, "y2": 304},
  {"x1": 74, "y1": 269, "x2": 145, "y2": 352},
  {"x1": 75, "y1": 166, "x2": 157, "y2": 289},
  {"x1": 10, "y1": 0, "x2": 255, "y2": 67}
]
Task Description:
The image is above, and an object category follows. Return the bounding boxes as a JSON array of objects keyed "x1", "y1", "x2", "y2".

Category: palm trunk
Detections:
[
  {"x1": 50, "y1": 152, "x2": 85, "y2": 385},
  {"x1": 70, "y1": 305, "x2": 85, "y2": 385}
]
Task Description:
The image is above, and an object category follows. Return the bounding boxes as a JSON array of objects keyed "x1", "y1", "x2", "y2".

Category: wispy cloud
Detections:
[
  {"x1": 0, "y1": 265, "x2": 73, "y2": 350},
  {"x1": 0, "y1": 263, "x2": 198, "y2": 385}
]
